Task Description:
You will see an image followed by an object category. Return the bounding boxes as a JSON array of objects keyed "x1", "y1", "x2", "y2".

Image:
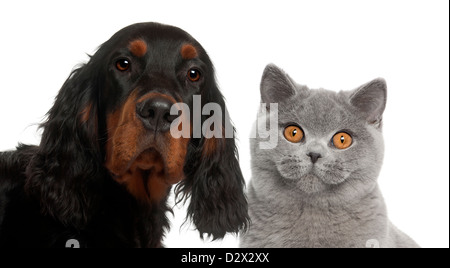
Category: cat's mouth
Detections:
[
  {"x1": 278, "y1": 166, "x2": 328, "y2": 194},
  {"x1": 277, "y1": 156, "x2": 351, "y2": 194},
  {"x1": 300, "y1": 167, "x2": 352, "y2": 193},
  {"x1": 278, "y1": 163, "x2": 348, "y2": 194}
]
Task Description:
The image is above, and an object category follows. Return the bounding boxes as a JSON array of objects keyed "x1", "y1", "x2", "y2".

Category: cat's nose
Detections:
[{"x1": 307, "y1": 152, "x2": 322, "y2": 164}]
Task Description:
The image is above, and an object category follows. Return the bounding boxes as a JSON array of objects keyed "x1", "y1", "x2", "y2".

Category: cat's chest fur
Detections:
[{"x1": 243, "y1": 180, "x2": 389, "y2": 248}]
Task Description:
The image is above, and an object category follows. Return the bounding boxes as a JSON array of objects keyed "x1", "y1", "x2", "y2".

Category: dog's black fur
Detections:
[{"x1": 0, "y1": 22, "x2": 249, "y2": 247}]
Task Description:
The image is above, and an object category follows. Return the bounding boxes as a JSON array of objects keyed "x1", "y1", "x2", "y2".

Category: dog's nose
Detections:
[{"x1": 136, "y1": 97, "x2": 175, "y2": 132}]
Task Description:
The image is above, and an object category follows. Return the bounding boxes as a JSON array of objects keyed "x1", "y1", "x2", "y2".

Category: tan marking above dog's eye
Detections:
[
  {"x1": 128, "y1": 39, "x2": 148, "y2": 57},
  {"x1": 181, "y1": 44, "x2": 198, "y2": 60}
]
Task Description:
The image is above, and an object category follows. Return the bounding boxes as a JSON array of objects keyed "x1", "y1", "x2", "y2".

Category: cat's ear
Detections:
[
  {"x1": 260, "y1": 64, "x2": 297, "y2": 103},
  {"x1": 349, "y1": 78, "x2": 387, "y2": 127}
]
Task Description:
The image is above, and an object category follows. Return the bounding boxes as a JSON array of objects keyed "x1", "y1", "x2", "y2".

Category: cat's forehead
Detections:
[
  {"x1": 283, "y1": 89, "x2": 358, "y2": 134},
  {"x1": 305, "y1": 89, "x2": 344, "y2": 110}
]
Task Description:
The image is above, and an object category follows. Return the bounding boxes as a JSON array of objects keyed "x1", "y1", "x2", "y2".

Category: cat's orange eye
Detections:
[
  {"x1": 284, "y1": 126, "x2": 304, "y2": 143},
  {"x1": 333, "y1": 132, "x2": 353, "y2": 149}
]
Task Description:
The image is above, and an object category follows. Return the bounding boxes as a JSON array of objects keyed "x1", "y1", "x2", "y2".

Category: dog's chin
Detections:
[
  {"x1": 127, "y1": 145, "x2": 184, "y2": 184},
  {"x1": 110, "y1": 146, "x2": 181, "y2": 203},
  {"x1": 133, "y1": 148, "x2": 165, "y2": 172},
  {"x1": 110, "y1": 147, "x2": 165, "y2": 181},
  {"x1": 108, "y1": 145, "x2": 163, "y2": 176}
]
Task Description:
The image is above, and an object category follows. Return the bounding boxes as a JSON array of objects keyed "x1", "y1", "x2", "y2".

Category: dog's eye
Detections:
[
  {"x1": 116, "y1": 59, "x2": 130, "y2": 71},
  {"x1": 187, "y1": 69, "x2": 201, "y2": 82}
]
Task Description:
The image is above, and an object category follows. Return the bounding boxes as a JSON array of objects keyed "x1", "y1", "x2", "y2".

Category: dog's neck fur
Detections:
[{"x1": 0, "y1": 145, "x2": 170, "y2": 248}]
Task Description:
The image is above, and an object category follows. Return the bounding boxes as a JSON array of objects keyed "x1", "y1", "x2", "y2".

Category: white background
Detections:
[{"x1": 0, "y1": 0, "x2": 448, "y2": 248}]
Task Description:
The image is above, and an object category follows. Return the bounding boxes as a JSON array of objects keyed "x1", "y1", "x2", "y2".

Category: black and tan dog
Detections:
[{"x1": 0, "y1": 22, "x2": 249, "y2": 247}]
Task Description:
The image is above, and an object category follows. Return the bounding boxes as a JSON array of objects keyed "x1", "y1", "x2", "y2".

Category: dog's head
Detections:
[{"x1": 26, "y1": 22, "x2": 249, "y2": 239}]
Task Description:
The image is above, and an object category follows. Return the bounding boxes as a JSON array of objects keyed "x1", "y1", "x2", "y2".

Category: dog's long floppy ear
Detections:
[
  {"x1": 25, "y1": 59, "x2": 103, "y2": 229},
  {"x1": 176, "y1": 67, "x2": 250, "y2": 240}
]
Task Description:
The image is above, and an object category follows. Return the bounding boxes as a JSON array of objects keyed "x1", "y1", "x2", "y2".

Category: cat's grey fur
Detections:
[{"x1": 240, "y1": 64, "x2": 419, "y2": 248}]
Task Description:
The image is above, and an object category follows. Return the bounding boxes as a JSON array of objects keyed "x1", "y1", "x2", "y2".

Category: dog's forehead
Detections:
[
  {"x1": 110, "y1": 23, "x2": 201, "y2": 59},
  {"x1": 125, "y1": 38, "x2": 199, "y2": 61}
]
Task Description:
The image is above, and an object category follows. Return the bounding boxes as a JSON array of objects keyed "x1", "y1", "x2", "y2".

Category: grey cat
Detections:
[{"x1": 240, "y1": 64, "x2": 419, "y2": 248}]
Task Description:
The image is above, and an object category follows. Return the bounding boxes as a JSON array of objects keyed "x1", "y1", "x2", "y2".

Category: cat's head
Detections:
[{"x1": 254, "y1": 64, "x2": 387, "y2": 198}]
